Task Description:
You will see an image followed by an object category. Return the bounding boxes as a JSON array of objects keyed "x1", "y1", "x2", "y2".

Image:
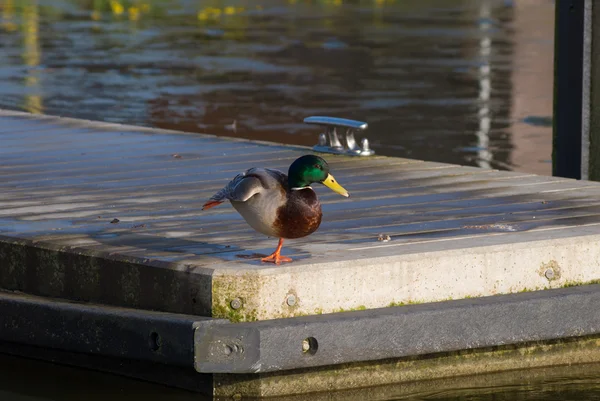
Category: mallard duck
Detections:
[{"x1": 202, "y1": 155, "x2": 349, "y2": 264}]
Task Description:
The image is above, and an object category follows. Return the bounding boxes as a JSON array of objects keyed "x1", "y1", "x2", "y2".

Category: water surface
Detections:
[
  {"x1": 0, "y1": 0, "x2": 554, "y2": 174},
  {"x1": 2, "y1": 353, "x2": 600, "y2": 400}
]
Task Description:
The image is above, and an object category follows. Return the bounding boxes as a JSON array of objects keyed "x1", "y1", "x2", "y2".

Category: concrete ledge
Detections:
[{"x1": 210, "y1": 227, "x2": 600, "y2": 321}]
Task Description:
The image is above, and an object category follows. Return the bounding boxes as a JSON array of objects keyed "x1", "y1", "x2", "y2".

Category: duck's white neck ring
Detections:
[{"x1": 291, "y1": 186, "x2": 312, "y2": 191}]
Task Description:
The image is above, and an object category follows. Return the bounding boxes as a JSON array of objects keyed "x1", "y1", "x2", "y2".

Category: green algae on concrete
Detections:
[
  {"x1": 563, "y1": 278, "x2": 600, "y2": 287},
  {"x1": 387, "y1": 299, "x2": 424, "y2": 307},
  {"x1": 333, "y1": 305, "x2": 367, "y2": 313},
  {"x1": 211, "y1": 272, "x2": 260, "y2": 322},
  {"x1": 212, "y1": 361, "x2": 600, "y2": 401},
  {"x1": 213, "y1": 335, "x2": 600, "y2": 398}
]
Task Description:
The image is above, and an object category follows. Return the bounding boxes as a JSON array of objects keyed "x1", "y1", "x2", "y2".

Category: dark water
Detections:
[
  {"x1": 2, "y1": 353, "x2": 600, "y2": 401},
  {"x1": 0, "y1": 0, "x2": 553, "y2": 174},
  {"x1": 0, "y1": 0, "x2": 571, "y2": 399}
]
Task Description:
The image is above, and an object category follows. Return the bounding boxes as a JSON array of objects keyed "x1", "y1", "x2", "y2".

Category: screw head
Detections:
[
  {"x1": 286, "y1": 294, "x2": 297, "y2": 307},
  {"x1": 230, "y1": 298, "x2": 242, "y2": 310},
  {"x1": 545, "y1": 268, "x2": 555, "y2": 280},
  {"x1": 377, "y1": 233, "x2": 391, "y2": 242}
]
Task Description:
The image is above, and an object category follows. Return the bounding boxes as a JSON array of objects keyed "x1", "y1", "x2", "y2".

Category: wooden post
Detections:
[{"x1": 553, "y1": 0, "x2": 600, "y2": 181}]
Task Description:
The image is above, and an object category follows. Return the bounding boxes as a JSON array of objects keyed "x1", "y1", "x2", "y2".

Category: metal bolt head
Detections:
[
  {"x1": 224, "y1": 343, "x2": 243, "y2": 356},
  {"x1": 377, "y1": 233, "x2": 391, "y2": 242},
  {"x1": 302, "y1": 339, "x2": 310, "y2": 352},
  {"x1": 286, "y1": 294, "x2": 296, "y2": 307},
  {"x1": 230, "y1": 298, "x2": 242, "y2": 310},
  {"x1": 545, "y1": 268, "x2": 555, "y2": 280}
]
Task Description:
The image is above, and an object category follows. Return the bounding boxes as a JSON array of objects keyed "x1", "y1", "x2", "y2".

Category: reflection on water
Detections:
[
  {"x1": 0, "y1": 0, "x2": 553, "y2": 174},
  {"x1": 0, "y1": 354, "x2": 204, "y2": 401},
  {"x1": 2, "y1": 353, "x2": 600, "y2": 401}
]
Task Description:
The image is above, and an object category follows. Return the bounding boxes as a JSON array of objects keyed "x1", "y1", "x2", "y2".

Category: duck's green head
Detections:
[{"x1": 288, "y1": 155, "x2": 349, "y2": 197}]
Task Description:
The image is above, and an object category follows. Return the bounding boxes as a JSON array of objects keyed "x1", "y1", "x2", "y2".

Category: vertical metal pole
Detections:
[
  {"x1": 581, "y1": 0, "x2": 592, "y2": 180},
  {"x1": 552, "y1": 0, "x2": 584, "y2": 179},
  {"x1": 476, "y1": 0, "x2": 493, "y2": 169},
  {"x1": 586, "y1": 1, "x2": 600, "y2": 181}
]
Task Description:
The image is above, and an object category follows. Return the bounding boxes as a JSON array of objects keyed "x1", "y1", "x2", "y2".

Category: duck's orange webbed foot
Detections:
[
  {"x1": 261, "y1": 253, "x2": 293, "y2": 265},
  {"x1": 261, "y1": 238, "x2": 292, "y2": 265}
]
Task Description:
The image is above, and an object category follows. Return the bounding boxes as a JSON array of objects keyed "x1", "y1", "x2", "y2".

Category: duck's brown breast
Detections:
[{"x1": 274, "y1": 189, "x2": 322, "y2": 239}]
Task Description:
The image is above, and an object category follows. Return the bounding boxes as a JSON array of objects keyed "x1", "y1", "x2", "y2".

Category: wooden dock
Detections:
[{"x1": 1, "y1": 109, "x2": 600, "y2": 398}]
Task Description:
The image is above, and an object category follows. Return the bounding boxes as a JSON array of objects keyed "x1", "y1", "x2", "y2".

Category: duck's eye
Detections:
[{"x1": 314, "y1": 164, "x2": 322, "y2": 170}]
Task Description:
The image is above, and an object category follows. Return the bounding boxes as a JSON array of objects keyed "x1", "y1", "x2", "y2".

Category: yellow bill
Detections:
[{"x1": 322, "y1": 173, "x2": 349, "y2": 197}]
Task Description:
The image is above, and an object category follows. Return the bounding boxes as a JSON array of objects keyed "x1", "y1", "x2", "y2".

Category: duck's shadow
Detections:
[{"x1": 92, "y1": 231, "x2": 312, "y2": 266}]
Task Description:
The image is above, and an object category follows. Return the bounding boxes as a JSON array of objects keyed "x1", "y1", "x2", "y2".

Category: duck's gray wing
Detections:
[{"x1": 202, "y1": 168, "x2": 287, "y2": 209}]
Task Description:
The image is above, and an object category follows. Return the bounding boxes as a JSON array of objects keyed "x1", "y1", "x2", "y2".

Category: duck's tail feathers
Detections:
[
  {"x1": 202, "y1": 177, "x2": 239, "y2": 210},
  {"x1": 202, "y1": 186, "x2": 230, "y2": 209},
  {"x1": 201, "y1": 200, "x2": 223, "y2": 210},
  {"x1": 203, "y1": 170, "x2": 268, "y2": 211}
]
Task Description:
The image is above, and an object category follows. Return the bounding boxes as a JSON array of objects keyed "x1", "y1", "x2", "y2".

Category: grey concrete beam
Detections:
[
  {"x1": 1, "y1": 285, "x2": 600, "y2": 377},
  {"x1": 0, "y1": 290, "x2": 212, "y2": 367},
  {"x1": 195, "y1": 285, "x2": 600, "y2": 373}
]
